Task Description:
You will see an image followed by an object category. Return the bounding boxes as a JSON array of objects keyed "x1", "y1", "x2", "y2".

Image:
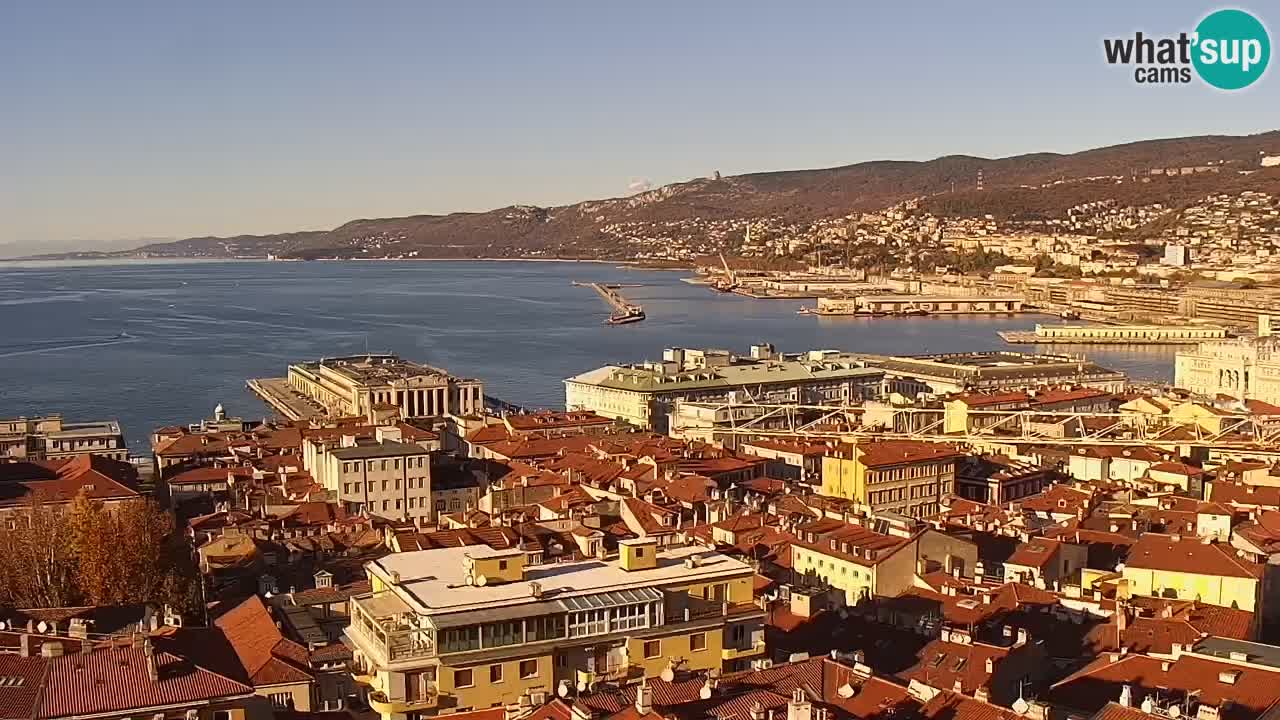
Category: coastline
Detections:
[{"x1": 0, "y1": 255, "x2": 695, "y2": 272}]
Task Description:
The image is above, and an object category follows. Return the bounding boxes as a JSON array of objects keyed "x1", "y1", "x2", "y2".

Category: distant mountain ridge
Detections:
[{"x1": 18, "y1": 130, "x2": 1280, "y2": 261}]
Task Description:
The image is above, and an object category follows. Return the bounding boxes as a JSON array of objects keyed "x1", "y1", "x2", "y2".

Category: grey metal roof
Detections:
[
  {"x1": 331, "y1": 440, "x2": 430, "y2": 460},
  {"x1": 560, "y1": 587, "x2": 664, "y2": 611},
  {"x1": 429, "y1": 599, "x2": 569, "y2": 628},
  {"x1": 1193, "y1": 636, "x2": 1280, "y2": 669}
]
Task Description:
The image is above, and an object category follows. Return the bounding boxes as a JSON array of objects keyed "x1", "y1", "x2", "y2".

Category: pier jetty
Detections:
[{"x1": 577, "y1": 282, "x2": 646, "y2": 325}]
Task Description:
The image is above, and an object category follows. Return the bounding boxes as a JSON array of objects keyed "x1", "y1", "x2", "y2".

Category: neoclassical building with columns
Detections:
[{"x1": 287, "y1": 353, "x2": 485, "y2": 419}]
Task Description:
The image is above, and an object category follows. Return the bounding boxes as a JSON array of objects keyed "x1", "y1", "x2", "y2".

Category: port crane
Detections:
[{"x1": 714, "y1": 251, "x2": 739, "y2": 292}]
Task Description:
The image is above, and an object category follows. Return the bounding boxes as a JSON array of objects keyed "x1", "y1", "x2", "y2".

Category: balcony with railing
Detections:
[{"x1": 347, "y1": 592, "x2": 436, "y2": 665}]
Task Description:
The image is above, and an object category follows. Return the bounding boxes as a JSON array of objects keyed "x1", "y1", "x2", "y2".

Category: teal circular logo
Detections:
[{"x1": 1192, "y1": 9, "x2": 1270, "y2": 90}]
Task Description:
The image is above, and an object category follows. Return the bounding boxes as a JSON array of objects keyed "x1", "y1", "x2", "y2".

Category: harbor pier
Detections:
[{"x1": 578, "y1": 282, "x2": 645, "y2": 324}]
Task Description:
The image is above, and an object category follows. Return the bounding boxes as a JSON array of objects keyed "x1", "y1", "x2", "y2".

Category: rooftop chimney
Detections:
[
  {"x1": 144, "y1": 638, "x2": 158, "y2": 682},
  {"x1": 636, "y1": 680, "x2": 653, "y2": 715},
  {"x1": 787, "y1": 689, "x2": 812, "y2": 720}
]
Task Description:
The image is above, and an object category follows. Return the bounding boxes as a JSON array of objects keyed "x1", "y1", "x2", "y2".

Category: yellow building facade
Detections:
[
  {"x1": 347, "y1": 540, "x2": 764, "y2": 718},
  {"x1": 1121, "y1": 535, "x2": 1262, "y2": 611},
  {"x1": 821, "y1": 441, "x2": 961, "y2": 518}
]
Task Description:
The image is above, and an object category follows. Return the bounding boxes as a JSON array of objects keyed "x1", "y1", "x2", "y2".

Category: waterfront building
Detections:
[
  {"x1": 564, "y1": 345, "x2": 885, "y2": 432},
  {"x1": 282, "y1": 354, "x2": 485, "y2": 420},
  {"x1": 862, "y1": 351, "x2": 1126, "y2": 397},
  {"x1": 344, "y1": 541, "x2": 764, "y2": 717},
  {"x1": 0, "y1": 414, "x2": 127, "y2": 461},
  {"x1": 1001, "y1": 323, "x2": 1230, "y2": 344},
  {"x1": 849, "y1": 295, "x2": 1024, "y2": 314},
  {"x1": 1174, "y1": 328, "x2": 1280, "y2": 405},
  {"x1": 820, "y1": 440, "x2": 963, "y2": 518}
]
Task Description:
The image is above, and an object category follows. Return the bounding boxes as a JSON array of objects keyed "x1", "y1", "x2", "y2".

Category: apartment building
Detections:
[
  {"x1": 0, "y1": 414, "x2": 127, "y2": 461},
  {"x1": 309, "y1": 426, "x2": 435, "y2": 524},
  {"x1": 821, "y1": 440, "x2": 963, "y2": 518},
  {"x1": 344, "y1": 541, "x2": 764, "y2": 718},
  {"x1": 790, "y1": 518, "x2": 920, "y2": 604},
  {"x1": 564, "y1": 345, "x2": 884, "y2": 432},
  {"x1": 1121, "y1": 533, "x2": 1264, "y2": 612},
  {"x1": 287, "y1": 354, "x2": 485, "y2": 419}
]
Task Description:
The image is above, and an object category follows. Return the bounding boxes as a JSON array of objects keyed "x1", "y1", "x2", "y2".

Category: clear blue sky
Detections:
[{"x1": 2, "y1": 1, "x2": 1277, "y2": 246}]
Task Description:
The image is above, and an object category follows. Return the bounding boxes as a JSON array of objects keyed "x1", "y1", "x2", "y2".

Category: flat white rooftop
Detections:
[{"x1": 369, "y1": 543, "x2": 751, "y2": 617}]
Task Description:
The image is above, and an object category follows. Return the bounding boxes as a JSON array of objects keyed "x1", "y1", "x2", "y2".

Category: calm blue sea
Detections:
[{"x1": 0, "y1": 259, "x2": 1177, "y2": 452}]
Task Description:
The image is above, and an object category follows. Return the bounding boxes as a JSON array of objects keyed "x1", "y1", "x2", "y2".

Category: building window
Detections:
[
  {"x1": 455, "y1": 669, "x2": 474, "y2": 688},
  {"x1": 520, "y1": 659, "x2": 538, "y2": 679},
  {"x1": 691, "y1": 632, "x2": 706, "y2": 651},
  {"x1": 269, "y1": 692, "x2": 293, "y2": 708},
  {"x1": 490, "y1": 664, "x2": 503, "y2": 683},
  {"x1": 644, "y1": 640, "x2": 661, "y2": 658},
  {"x1": 499, "y1": 560, "x2": 509, "y2": 571}
]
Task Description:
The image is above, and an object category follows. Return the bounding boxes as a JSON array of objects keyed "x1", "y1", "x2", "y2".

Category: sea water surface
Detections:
[{"x1": 0, "y1": 259, "x2": 1177, "y2": 452}]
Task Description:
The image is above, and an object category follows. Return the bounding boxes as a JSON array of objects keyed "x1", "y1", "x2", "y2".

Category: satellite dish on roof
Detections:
[
  {"x1": 0, "y1": 621, "x2": 7, "y2": 631},
  {"x1": 558, "y1": 680, "x2": 571, "y2": 698},
  {"x1": 475, "y1": 574, "x2": 488, "y2": 587},
  {"x1": 36, "y1": 621, "x2": 48, "y2": 634},
  {"x1": 837, "y1": 684, "x2": 855, "y2": 699}
]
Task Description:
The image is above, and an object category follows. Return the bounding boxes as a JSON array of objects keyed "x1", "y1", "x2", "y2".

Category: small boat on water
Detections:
[{"x1": 606, "y1": 306, "x2": 646, "y2": 325}]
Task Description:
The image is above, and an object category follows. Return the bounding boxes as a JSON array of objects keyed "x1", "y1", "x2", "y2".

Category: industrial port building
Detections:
[{"x1": 564, "y1": 344, "x2": 885, "y2": 432}]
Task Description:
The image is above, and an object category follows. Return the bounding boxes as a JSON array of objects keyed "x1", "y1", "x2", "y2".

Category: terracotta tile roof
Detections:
[
  {"x1": 1050, "y1": 653, "x2": 1280, "y2": 720},
  {"x1": 1020, "y1": 484, "x2": 1093, "y2": 515},
  {"x1": 37, "y1": 642, "x2": 252, "y2": 718},
  {"x1": 793, "y1": 519, "x2": 913, "y2": 568},
  {"x1": 848, "y1": 441, "x2": 965, "y2": 469},
  {"x1": 1030, "y1": 387, "x2": 1113, "y2": 406},
  {"x1": 505, "y1": 411, "x2": 615, "y2": 432},
  {"x1": 0, "y1": 455, "x2": 140, "y2": 508},
  {"x1": 466, "y1": 423, "x2": 513, "y2": 445},
  {"x1": 0, "y1": 654, "x2": 46, "y2": 720},
  {"x1": 919, "y1": 691, "x2": 1023, "y2": 720},
  {"x1": 1091, "y1": 702, "x2": 1161, "y2": 720},
  {"x1": 1125, "y1": 533, "x2": 1263, "y2": 579},
  {"x1": 740, "y1": 439, "x2": 828, "y2": 456},
  {"x1": 290, "y1": 579, "x2": 372, "y2": 607},
  {"x1": 1209, "y1": 482, "x2": 1280, "y2": 509},
  {"x1": 898, "y1": 635, "x2": 1009, "y2": 694},
  {"x1": 1005, "y1": 538, "x2": 1061, "y2": 569},
  {"x1": 213, "y1": 595, "x2": 312, "y2": 687}
]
